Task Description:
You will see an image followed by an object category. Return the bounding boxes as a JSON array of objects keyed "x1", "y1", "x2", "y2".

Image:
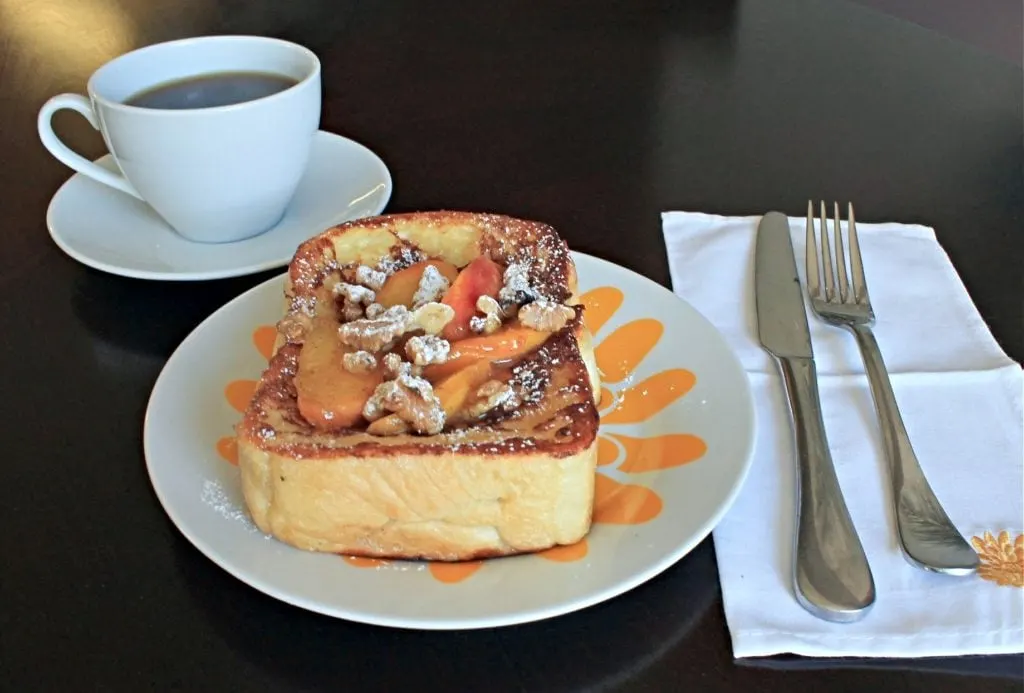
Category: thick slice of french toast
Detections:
[{"x1": 235, "y1": 211, "x2": 601, "y2": 561}]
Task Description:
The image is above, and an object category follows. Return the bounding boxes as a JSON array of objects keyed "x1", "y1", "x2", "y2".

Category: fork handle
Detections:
[
  {"x1": 778, "y1": 356, "x2": 875, "y2": 622},
  {"x1": 848, "y1": 324, "x2": 980, "y2": 575}
]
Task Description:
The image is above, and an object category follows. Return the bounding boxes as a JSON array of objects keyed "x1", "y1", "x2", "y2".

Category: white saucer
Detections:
[{"x1": 45, "y1": 130, "x2": 392, "y2": 281}]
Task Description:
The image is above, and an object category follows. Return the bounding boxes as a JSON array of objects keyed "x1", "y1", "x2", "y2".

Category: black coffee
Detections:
[{"x1": 125, "y1": 71, "x2": 298, "y2": 110}]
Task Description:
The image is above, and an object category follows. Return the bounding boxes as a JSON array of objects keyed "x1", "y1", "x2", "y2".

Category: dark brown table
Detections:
[{"x1": 2, "y1": 1, "x2": 1021, "y2": 691}]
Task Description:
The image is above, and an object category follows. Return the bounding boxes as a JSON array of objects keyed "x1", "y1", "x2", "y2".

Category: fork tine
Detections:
[
  {"x1": 833, "y1": 202, "x2": 850, "y2": 302},
  {"x1": 805, "y1": 200, "x2": 820, "y2": 298},
  {"x1": 847, "y1": 202, "x2": 868, "y2": 303},
  {"x1": 819, "y1": 201, "x2": 835, "y2": 302}
]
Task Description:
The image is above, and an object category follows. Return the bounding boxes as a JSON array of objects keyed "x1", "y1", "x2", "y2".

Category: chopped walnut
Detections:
[
  {"x1": 405, "y1": 335, "x2": 450, "y2": 366},
  {"x1": 382, "y1": 352, "x2": 412, "y2": 379},
  {"x1": 365, "y1": 303, "x2": 385, "y2": 318},
  {"x1": 342, "y1": 350, "x2": 376, "y2": 373},
  {"x1": 337, "y1": 301, "x2": 455, "y2": 352},
  {"x1": 277, "y1": 312, "x2": 311, "y2": 344},
  {"x1": 333, "y1": 281, "x2": 376, "y2": 306},
  {"x1": 470, "y1": 295, "x2": 503, "y2": 335},
  {"x1": 362, "y1": 375, "x2": 445, "y2": 435},
  {"x1": 396, "y1": 372, "x2": 435, "y2": 400},
  {"x1": 350, "y1": 265, "x2": 388, "y2": 291},
  {"x1": 498, "y1": 261, "x2": 538, "y2": 309},
  {"x1": 377, "y1": 246, "x2": 426, "y2": 274},
  {"x1": 518, "y1": 300, "x2": 575, "y2": 332},
  {"x1": 466, "y1": 380, "x2": 520, "y2": 418},
  {"x1": 411, "y1": 265, "x2": 450, "y2": 308},
  {"x1": 333, "y1": 282, "x2": 377, "y2": 323},
  {"x1": 338, "y1": 305, "x2": 411, "y2": 352},
  {"x1": 339, "y1": 300, "x2": 365, "y2": 322},
  {"x1": 410, "y1": 302, "x2": 455, "y2": 335}
]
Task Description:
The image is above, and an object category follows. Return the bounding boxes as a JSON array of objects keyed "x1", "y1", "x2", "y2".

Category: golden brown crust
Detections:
[{"x1": 282, "y1": 211, "x2": 578, "y2": 318}]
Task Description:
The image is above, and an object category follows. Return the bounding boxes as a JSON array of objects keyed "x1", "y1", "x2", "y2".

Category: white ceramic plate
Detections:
[
  {"x1": 46, "y1": 130, "x2": 391, "y2": 281},
  {"x1": 144, "y1": 252, "x2": 756, "y2": 629}
]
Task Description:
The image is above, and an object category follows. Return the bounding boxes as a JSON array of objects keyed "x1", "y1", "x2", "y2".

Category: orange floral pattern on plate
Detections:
[
  {"x1": 224, "y1": 379, "x2": 257, "y2": 413},
  {"x1": 219, "y1": 285, "x2": 707, "y2": 584},
  {"x1": 971, "y1": 531, "x2": 1023, "y2": 587}
]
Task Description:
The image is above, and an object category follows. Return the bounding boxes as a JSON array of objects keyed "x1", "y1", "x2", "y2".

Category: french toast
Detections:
[{"x1": 235, "y1": 211, "x2": 601, "y2": 561}]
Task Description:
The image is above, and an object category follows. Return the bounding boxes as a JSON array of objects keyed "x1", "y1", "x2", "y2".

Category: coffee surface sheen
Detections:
[{"x1": 125, "y1": 71, "x2": 298, "y2": 110}]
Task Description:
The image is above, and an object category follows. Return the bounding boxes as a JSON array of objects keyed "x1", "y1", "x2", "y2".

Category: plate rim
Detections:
[
  {"x1": 45, "y1": 130, "x2": 392, "y2": 282},
  {"x1": 142, "y1": 251, "x2": 757, "y2": 629}
]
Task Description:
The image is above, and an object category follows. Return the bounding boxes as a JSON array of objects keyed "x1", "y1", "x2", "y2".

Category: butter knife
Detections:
[{"x1": 754, "y1": 211, "x2": 876, "y2": 623}]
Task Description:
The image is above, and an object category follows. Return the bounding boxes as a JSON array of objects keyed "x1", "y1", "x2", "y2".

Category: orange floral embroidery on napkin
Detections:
[{"x1": 971, "y1": 531, "x2": 1023, "y2": 588}]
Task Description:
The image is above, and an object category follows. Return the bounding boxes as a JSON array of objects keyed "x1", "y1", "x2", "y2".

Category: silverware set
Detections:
[{"x1": 754, "y1": 204, "x2": 978, "y2": 624}]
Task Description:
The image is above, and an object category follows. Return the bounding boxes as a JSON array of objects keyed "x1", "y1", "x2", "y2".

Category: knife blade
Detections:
[{"x1": 754, "y1": 211, "x2": 876, "y2": 623}]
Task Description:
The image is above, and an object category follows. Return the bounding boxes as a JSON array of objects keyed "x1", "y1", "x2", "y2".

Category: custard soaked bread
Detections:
[{"x1": 236, "y1": 212, "x2": 602, "y2": 561}]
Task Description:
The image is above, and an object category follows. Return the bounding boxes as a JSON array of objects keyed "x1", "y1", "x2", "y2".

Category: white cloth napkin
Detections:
[{"x1": 661, "y1": 211, "x2": 1024, "y2": 659}]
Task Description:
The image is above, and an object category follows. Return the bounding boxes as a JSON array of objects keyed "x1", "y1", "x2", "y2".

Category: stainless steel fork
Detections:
[{"x1": 805, "y1": 201, "x2": 979, "y2": 576}]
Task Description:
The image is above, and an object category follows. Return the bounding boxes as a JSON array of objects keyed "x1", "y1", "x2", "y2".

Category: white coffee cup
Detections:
[{"x1": 38, "y1": 35, "x2": 321, "y2": 244}]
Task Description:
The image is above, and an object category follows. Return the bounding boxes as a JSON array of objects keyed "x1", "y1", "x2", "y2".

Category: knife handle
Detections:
[{"x1": 778, "y1": 356, "x2": 876, "y2": 622}]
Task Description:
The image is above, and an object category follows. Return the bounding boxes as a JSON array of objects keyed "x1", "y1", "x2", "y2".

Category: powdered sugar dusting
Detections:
[
  {"x1": 412, "y1": 265, "x2": 450, "y2": 308},
  {"x1": 201, "y1": 479, "x2": 263, "y2": 535},
  {"x1": 510, "y1": 356, "x2": 551, "y2": 404},
  {"x1": 377, "y1": 245, "x2": 424, "y2": 274},
  {"x1": 498, "y1": 260, "x2": 539, "y2": 305}
]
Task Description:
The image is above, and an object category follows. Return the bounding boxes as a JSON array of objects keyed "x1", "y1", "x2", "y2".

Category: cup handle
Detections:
[{"x1": 37, "y1": 93, "x2": 143, "y2": 199}]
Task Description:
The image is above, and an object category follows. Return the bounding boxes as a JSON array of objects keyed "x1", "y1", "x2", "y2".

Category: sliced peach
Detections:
[
  {"x1": 434, "y1": 360, "x2": 494, "y2": 416},
  {"x1": 424, "y1": 323, "x2": 550, "y2": 380},
  {"x1": 375, "y1": 259, "x2": 459, "y2": 308},
  {"x1": 440, "y1": 256, "x2": 503, "y2": 341},
  {"x1": 295, "y1": 320, "x2": 383, "y2": 430}
]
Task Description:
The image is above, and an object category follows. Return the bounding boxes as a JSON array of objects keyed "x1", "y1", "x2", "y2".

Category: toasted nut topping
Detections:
[
  {"x1": 476, "y1": 294, "x2": 504, "y2": 316},
  {"x1": 277, "y1": 313, "x2": 312, "y2": 344},
  {"x1": 333, "y1": 282, "x2": 376, "y2": 306},
  {"x1": 338, "y1": 301, "x2": 457, "y2": 351},
  {"x1": 466, "y1": 380, "x2": 520, "y2": 418},
  {"x1": 410, "y1": 302, "x2": 455, "y2": 335},
  {"x1": 412, "y1": 264, "x2": 450, "y2": 309},
  {"x1": 405, "y1": 335, "x2": 450, "y2": 366},
  {"x1": 365, "y1": 303, "x2": 385, "y2": 318},
  {"x1": 333, "y1": 281, "x2": 377, "y2": 323},
  {"x1": 470, "y1": 294, "x2": 504, "y2": 334},
  {"x1": 342, "y1": 350, "x2": 376, "y2": 374},
  {"x1": 382, "y1": 352, "x2": 412, "y2": 379},
  {"x1": 362, "y1": 375, "x2": 445, "y2": 435},
  {"x1": 498, "y1": 261, "x2": 538, "y2": 309},
  {"x1": 518, "y1": 300, "x2": 575, "y2": 332},
  {"x1": 340, "y1": 300, "x2": 365, "y2": 322},
  {"x1": 339, "y1": 264, "x2": 387, "y2": 293},
  {"x1": 338, "y1": 306, "x2": 411, "y2": 352}
]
